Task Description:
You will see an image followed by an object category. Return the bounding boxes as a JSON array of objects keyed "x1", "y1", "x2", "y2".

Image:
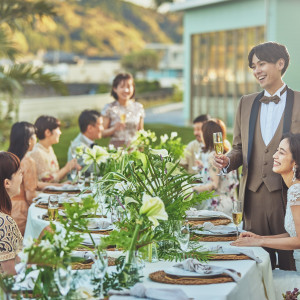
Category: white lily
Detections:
[
  {"x1": 140, "y1": 194, "x2": 168, "y2": 227},
  {"x1": 150, "y1": 148, "x2": 168, "y2": 157},
  {"x1": 170, "y1": 131, "x2": 178, "y2": 139}
]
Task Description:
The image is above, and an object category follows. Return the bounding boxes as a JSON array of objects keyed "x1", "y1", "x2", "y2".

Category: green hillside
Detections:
[{"x1": 18, "y1": 0, "x2": 182, "y2": 57}]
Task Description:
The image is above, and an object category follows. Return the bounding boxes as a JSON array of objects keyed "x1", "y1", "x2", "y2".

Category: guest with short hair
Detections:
[
  {"x1": 30, "y1": 115, "x2": 78, "y2": 182},
  {"x1": 180, "y1": 114, "x2": 210, "y2": 174},
  {"x1": 0, "y1": 152, "x2": 23, "y2": 275},
  {"x1": 68, "y1": 109, "x2": 103, "y2": 174},
  {"x1": 102, "y1": 73, "x2": 145, "y2": 148}
]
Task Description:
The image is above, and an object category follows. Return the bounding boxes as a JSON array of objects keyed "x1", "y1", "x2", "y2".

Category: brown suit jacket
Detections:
[{"x1": 227, "y1": 87, "x2": 300, "y2": 204}]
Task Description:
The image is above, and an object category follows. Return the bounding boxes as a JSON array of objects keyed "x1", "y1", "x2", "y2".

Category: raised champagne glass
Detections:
[
  {"x1": 232, "y1": 201, "x2": 243, "y2": 238},
  {"x1": 213, "y1": 132, "x2": 225, "y2": 175},
  {"x1": 120, "y1": 113, "x2": 126, "y2": 124}
]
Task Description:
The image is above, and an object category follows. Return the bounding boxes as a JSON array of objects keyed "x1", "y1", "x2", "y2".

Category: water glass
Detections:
[
  {"x1": 92, "y1": 250, "x2": 108, "y2": 299},
  {"x1": 70, "y1": 168, "x2": 77, "y2": 182},
  {"x1": 174, "y1": 221, "x2": 190, "y2": 254},
  {"x1": 48, "y1": 195, "x2": 59, "y2": 221},
  {"x1": 54, "y1": 265, "x2": 72, "y2": 297}
]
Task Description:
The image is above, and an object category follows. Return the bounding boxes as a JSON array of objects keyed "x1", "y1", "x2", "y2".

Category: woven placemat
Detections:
[
  {"x1": 43, "y1": 189, "x2": 80, "y2": 194},
  {"x1": 72, "y1": 257, "x2": 116, "y2": 270},
  {"x1": 209, "y1": 254, "x2": 249, "y2": 260},
  {"x1": 188, "y1": 218, "x2": 231, "y2": 226},
  {"x1": 149, "y1": 270, "x2": 239, "y2": 285},
  {"x1": 191, "y1": 235, "x2": 237, "y2": 242}
]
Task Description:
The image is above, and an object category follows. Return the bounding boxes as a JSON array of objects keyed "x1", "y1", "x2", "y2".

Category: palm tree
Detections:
[{"x1": 0, "y1": 0, "x2": 67, "y2": 127}]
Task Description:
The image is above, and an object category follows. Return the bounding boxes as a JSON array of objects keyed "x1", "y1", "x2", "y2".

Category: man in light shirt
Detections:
[
  {"x1": 180, "y1": 114, "x2": 210, "y2": 174},
  {"x1": 214, "y1": 42, "x2": 300, "y2": 270},
  {"x1": 68, "y1": 109, "x2": 103, "y2": 175}
]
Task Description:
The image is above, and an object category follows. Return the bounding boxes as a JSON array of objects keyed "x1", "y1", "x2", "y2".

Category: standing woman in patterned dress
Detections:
[
  {"x1": 0, "y1": 152, "x2": 23, "y2": 275},
  {"x1": 102, "y1": 73, "x2": 145, "y2": 148}
]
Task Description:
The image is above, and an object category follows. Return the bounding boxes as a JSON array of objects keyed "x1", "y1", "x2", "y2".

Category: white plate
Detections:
[
  {"x1": 87, "y1": 225, "x2": 113, "y2": 232},
  {"x1": 186, "y1": 215, "x2": 220, "y2": 220},
  {"x1": 165, "y1": 266, "x2": 224, "y2": 278}
]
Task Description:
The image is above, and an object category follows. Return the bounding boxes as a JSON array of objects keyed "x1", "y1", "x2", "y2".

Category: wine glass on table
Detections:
[
  {"x1": 192, "y1": 149, "x2": 202, "y2": 172},
  {"x1": 232, "y1": 201, "x2": 243, "y2": 238},
  {"x1": 174, "y1": 221, "x2": 190, "y2": 256},
  {"x1": 213, "y1": 132, "x2": 225, "y2": 175},
  {"x1": 92, "y1": 250, "x2": 108, "y2": 299},
  {"x1": 54, "y1": 265, "x2": 72, "y2": 298}
]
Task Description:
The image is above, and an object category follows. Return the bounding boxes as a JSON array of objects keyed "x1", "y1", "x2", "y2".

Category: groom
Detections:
[{"x1": 214, "y1": 42, "x2": 300, "y2": 270}]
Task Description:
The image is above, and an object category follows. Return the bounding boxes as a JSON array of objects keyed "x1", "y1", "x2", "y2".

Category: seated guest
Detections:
[
  {"x1": 180, "y1": 114, "x2": 210, "y2": 174},
  {"x1": 30, "y1": 115, "x2": 78, "y2": 183},
  {"x1": 0, "y1": 152, "x2": 23, "y2": 275},
  {"x1": 67, "y1": 109, "x2": 103, "y2": 174},
  {"x1": 193, "y1": 119, "x2": 238, "y2": 216},
  {"x1": 8, "y1": 122, "x2": 60, "y2": 235}
]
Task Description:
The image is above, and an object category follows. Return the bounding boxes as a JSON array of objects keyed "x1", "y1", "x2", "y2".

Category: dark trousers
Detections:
[{"x1": 244, "y1": 183, "x2": 295, "y2": 270}]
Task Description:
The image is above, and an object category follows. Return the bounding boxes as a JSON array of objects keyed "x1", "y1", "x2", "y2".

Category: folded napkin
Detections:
[
  {"x1": 71, "y1": 250, "x2": 96, "y2": 262},
  {"x1": 87, "y1": 218, "x2": 111, "y2": 230},
  {"x1": 45, "y1": 184, "x2": 79, "y2": 191},
  {"x1": 173, "y1": 258, "x2": 240, "y2": 282},
  {"x1": 194, "y1": 222, "x2": 239, "y2": 235},
  {"x1": 207, "y1": 245, "x2": 262, "y2": 263},
  {"x1": 108, "y1": 283, "x2": 189, "y2": 300},
  {"x1": 81, "y1": 233, "x2": 101, "y2": 246},
  {"x1": 186, "y1": 208, "x2": 232, "y2": 220},
  {"x1": 13, "y1": 269, "x2": 40, "y2": 291}
]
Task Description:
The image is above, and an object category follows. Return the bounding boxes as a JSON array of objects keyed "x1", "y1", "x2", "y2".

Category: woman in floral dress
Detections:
[
  {"x1": 0, "y1": 152, "x2": 23, "y2": 275},
  {"x1": 102, "y1": 73, "x2": 145, "y2": 148},
  {"x1": 193, "y1": 119, "x2": 238, "y2": 216}
]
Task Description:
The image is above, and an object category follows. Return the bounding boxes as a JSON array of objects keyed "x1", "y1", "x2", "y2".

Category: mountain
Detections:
[{"x1": 18, "y1": 0, "x2": 182, "y2": 57}]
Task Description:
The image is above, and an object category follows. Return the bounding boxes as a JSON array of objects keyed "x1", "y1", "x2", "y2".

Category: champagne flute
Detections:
[
  {"x1": 192, "y1": 149, "x2": 202, "y2": 171},
  {"x1": 92, "y1": 250, "x2": 108, "y2": 299},
  {"x1": 213, "y1": 132, "x2": 225, "y2": 175},
  {"x1": 174, "y1": 221, "x2": 190, "y2": 256},
  {"x1": 232, "y1": 201, "x2": 243, "y2": 238},
  {"x1": 54, "y1": 265, "x2": 72, "y2": 298},
  {"x1": 48, "y1": 195, "x2": 59, "y2": 221},
  {"x1": 120, "y1": 113, "x2": 126, "y2": 124}
]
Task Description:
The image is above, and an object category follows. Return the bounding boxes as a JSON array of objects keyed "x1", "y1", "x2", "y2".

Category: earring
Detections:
[{"x1": 292, "y1": 165, "x2": 297, "y2": 182}]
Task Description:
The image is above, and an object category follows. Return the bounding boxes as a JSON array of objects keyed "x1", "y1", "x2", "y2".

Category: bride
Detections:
[{"x1": 231, "y1": 133, "x2": 300, "y2": 296}]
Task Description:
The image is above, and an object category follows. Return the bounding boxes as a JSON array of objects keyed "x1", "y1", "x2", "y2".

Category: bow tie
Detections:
[{"x1": 259, "y1": 86, "x2": 287, "y2": 105}]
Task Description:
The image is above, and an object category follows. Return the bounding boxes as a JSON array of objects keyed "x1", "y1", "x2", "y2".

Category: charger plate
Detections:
[
  {"x1": 71, "y1": 257, "x2": 116, "y2": 270},
  {"x1": 43, "y1": 189, "x2": 80, "y2": 194},
  {"x1": 209, "y1": 254, "x2": 249, "y2": 260},
  {"x1": 149, "y1": 270, "x2": 240, "y2": 285}
]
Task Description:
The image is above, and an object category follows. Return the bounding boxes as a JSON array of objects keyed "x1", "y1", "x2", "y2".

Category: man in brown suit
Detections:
[{"x1": 215, "y1": 42, "x2": 300, "y2": 270}]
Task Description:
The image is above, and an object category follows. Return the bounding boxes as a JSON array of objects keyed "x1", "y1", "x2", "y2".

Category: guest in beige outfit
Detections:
[
  {"x1": 102, "y1": 73, "x2": 145, "y2": 148},
  {"x1": 215, "y1": 42, "x2": 300, "y2": 270},
  {"x1": 30, "y1": 115, "x2": 79, "y2": 183},
  {"x1": 8, "y1": 122, "x2": 60, "y2": 235}
]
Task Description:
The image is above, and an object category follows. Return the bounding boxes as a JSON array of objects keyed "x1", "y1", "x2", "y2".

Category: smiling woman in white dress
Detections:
[{"x1": 231, "y1": 133, "x2": 300, "y2": 297}]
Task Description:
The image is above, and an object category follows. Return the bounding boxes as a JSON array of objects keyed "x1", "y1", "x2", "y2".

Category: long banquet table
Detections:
[{"x1": 23, "y1": 197, "x2": 276, "y2": 300}]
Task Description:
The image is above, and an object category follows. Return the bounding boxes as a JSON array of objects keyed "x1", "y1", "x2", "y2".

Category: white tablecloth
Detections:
[{"x1": 24, "y1": 203, "x2": 276, "y2": 300}]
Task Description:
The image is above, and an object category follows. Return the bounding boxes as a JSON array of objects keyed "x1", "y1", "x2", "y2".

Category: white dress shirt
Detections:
[{"x1": 260, "y1": 84, "x2": 287, "y2": 146}]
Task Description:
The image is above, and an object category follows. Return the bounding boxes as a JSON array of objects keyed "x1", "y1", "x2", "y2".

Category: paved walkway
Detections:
[{"x1": 144, "y1": 102, "x2": 185, "y2": 126}]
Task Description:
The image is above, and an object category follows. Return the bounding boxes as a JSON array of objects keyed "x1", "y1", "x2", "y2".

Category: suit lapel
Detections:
[
  {"x1": 247, "y1": 91, "x2": 264, "y2": 164},
  {"x1": 283, "y1": 87, "x2": 294, "y2": 134}
]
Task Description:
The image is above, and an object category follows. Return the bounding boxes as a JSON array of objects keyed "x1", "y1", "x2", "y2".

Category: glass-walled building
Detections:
[
  {"x1": 171, "y1": 0, "x2": 300, "y2": 127},
  {"x1": 191, "y1": 26, "x2": 265, "y2": 127}
]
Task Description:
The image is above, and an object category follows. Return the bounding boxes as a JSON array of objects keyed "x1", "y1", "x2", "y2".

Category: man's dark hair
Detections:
[
  {"x1": 34, "y1": 115, "x2": 60, "y2": 140},
  {"x1": 79, "y1": 110, "x2": 101, "y2": 133},
  {"x1": 248, "y1": 42, "x2": 290, "y2": 75},
  {"x1": 193, "y1": 114, "x2": 210, "y2": 124}
]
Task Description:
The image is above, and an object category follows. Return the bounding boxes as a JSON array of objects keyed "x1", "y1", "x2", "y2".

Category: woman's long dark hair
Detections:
[
  {"x1": 8, "y1": 122, "x2": 36, "y2": 160},
  {"x1": 282, "y1": 133, "x2": 300, "y2": 180},
  {"x1": 202, "y1": 119, "x2": 229, "y2": 153},
  {"x1": 0, "y1": 152, "x2": 20, "y2": 214}
]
